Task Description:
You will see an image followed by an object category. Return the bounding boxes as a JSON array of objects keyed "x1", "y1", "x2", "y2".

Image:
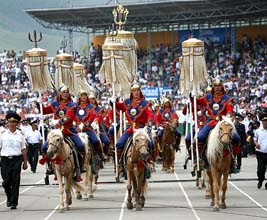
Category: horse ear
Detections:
[{"x1": 218, "y1": 115, "x2": 223, "y2": 121}]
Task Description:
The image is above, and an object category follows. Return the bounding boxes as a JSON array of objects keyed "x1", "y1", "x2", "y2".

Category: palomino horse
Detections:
[
  {"x1": 161, "y1": 121, "x2": 178, "y2": 173},
  {"x1": 126, "y1": 128, "x2": 150, "y2": 211},
  {"x1": 77, "y1": 132, "x2": 96, "y2": 199},
  {"x1": 206, "y1": 117, "x2": 236, "y2": 211},
  {"x1": 46, "y1": 129, "x2": 86, "y2": 211}
]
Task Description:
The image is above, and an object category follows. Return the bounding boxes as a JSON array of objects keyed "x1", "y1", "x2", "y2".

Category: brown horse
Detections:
[
  {"x1": 126, "y1": 128, "x2": 150, "y2": 211},
  {"x1": 161, "y1": 121, "x2": 177, "y2": 173},
  {"x1": 206, "y1": 117, "x2": 236, "y2": 211},
  {"x1": 46, "y1": 129, "x2": 86, "y2": 211}
]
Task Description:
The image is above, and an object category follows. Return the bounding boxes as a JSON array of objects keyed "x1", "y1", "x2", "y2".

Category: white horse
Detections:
[{"x1": 46, "y1": 129, "x2": 87, "y2": 211}]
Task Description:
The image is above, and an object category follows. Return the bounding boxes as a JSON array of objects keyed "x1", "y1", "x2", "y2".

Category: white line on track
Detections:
[
  {"x1": 118, "y1": 190, "x2": 128, "y2": 220},
  {"x1": 44, "y1": 205, "x2": 60, "y2": 220},
  {"x1": 174, "y1": 172, "x2": 201, "y2": 220},
  {"x1": 229, "y1": 181, "x2": 267, "y2": 212},
  {"x1": 0, "y1": 179, "x2": 44, "y2": 205}
]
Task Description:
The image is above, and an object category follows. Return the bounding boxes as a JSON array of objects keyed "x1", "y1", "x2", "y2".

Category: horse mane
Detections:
[
  {"x1": 133, "y1": 128, "x2": 150, "y2": 143},
  {"x1": 47, "y1": 129, "x2": 63, "y2": 140},
  {"x1": 207, "y1": 116, "x2": 236, "y2": 163}
]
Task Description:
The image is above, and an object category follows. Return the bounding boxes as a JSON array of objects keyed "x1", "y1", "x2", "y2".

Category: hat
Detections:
[
  {"x1": 247, "y1": 112, "x2": 253, "y2": 117},
  {"x1": 78, "y1": 89, "x2": 88, "y2": 97},
  {"x1": 212, "y1": 75, "x2": 223, "y2": 86},
  {"x1": 162, "y1": 97, "x2": 170, "y2": 105},
  {"x1": 259, "y1": 113, "x2": 267, "y2": 121},
  {"x1": 30, "y1": 120, "x2": 38, "y2": 126},
  {"x1": 88, "y1": 92, "x2": 96, "y2": 99},
  {"x1": 6, "y1": 112, "x2": 21, "y2": 123},
  {"x1": 235, "y1": 113, "x2": 243, "y2": 120},
  {"x1": 130, "y1": 81, "x2": 141, "y2": 91},
  {"x1": 58, "y1": 84, "x2": 69, "y2": 93}
]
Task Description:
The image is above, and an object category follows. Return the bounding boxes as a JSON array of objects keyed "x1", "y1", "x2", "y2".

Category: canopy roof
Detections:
[{"x1": 25, "y1": 0, "x2": 267, "y2": 34}]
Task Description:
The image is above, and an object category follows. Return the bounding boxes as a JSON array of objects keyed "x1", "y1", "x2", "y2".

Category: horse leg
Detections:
[
  {"x1": 56, "y1": 171, "x2": 65, "y2": 212},
  {"x1": 135, "y1": 175, "x2": 142, "y2": 211},
  {"x1": 207, "y1": 170, "x2": 214, "y2": 204},
  {"x1": 170, "y1": 149, "x2": 175, "y2": 173},
  {"x1": 126, "y1": 172, "x2": 133, "y2": 210},
  {"x1": 140, "y1": 175, "x2": 146, "y2": 208},
  {"x1": 212, "y1": 168, "x2": 221, "y2": 211},
  {"x1": 204, "y1": 170, "x2": 211, "y2": 199},
  {"x1": 220, "y1": 159, "x2": 230, "y2": 209},
  {"x1": 65, "y1": 177, "x2": 72, "y2": 211}
]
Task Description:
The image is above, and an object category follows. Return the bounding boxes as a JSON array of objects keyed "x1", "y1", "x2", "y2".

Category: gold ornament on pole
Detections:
[
  {"x1": 54, "y1": 53, "x2": 75, "y2": 92},
  {"x1": 104, "y1": 4, "x2": 138, "y2": 80}
]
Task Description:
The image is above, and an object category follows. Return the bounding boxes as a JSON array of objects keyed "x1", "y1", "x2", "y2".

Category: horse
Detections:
[
  {"x1": 46, "y1": 129, "x2": 87, "y2": 211},
  {"x1": 77, "y1": 132, "x2": 96, "y2": 199},
  {"x1": 161, "y1": 120, "x2": 177, "y2": 173},
  {"x1": 206, "y1": 116, "x2": 236, "y2": 211},
  {"x1": 126, "y1": 128, "x2": 150, "y2": 211}
]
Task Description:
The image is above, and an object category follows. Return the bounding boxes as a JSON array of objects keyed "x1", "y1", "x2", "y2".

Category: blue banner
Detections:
[
  {"x1": 141, "y1": 86, "x2": 173, "y2": 100},
  {"x1": 178, "y1": 28, "x2": 226, "y2": 45}
]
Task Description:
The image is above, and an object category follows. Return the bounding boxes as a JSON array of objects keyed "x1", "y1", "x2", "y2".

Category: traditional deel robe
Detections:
[
  {"x1": 116, "y1": 96, "x2": 153, "y2": 134},
  {"x1": 198, "y1": 92, "x2": 234, "y2": 127},
  {"x1": 42, "y1": 96, "x2": 77, "y2": 135},
  {"x1": 74, "y1": 100, "x2": 95, "y2": 132},
  {"x1": 155, "y1": 107, "x2": 178, "y2": 127},
  {"x1": 196, "y1": 92, "x2": 240, "y2": 152}
]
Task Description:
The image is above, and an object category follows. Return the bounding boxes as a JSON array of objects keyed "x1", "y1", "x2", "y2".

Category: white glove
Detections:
[
  {"x1": 79, "y1": 123, "x2": 84, "y2": 131},
  {"x1": 109, "y1": 96, "x2": 117, "y2": 103},
  {"x1": 51, "y1": 119, "x2": 59, "y2": 127}
]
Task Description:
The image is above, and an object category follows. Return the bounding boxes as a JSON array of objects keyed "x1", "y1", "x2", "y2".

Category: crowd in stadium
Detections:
[{"x1": 0, "y1": 34, "x2": 266, "y2": 122}]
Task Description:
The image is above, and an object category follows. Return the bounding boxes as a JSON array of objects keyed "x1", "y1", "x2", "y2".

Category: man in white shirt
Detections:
[
  {"x1": 0, "y1": 112, "x2": 28, "y2": 209},
  {"x1": 254, "y1": 113, "x2": 267, "y2": 189},
  {"x1": 25, "y1": 120, "x2": 42, "y2": 173}
]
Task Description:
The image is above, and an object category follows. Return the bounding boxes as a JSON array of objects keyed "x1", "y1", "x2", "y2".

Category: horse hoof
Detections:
[
  {"x1": 76, "y1": 194, "x2": 82, "y2": 200},
  {"x1": 220, "y1": 203, "x2": 226, "y2": 209},
  {"x1": 127, "y1": 202, "x2": 133, "y2": 210},
  {"x1": 65, "y1": 206, "x2": 70, "y2": 211},
  {"x1": 210, "y1": 201, "x2": 214, "y2": 206},
  {"x1": 213, "y1": 207, "x2": 219, "y2": 212},
  {"x1": 89, "y1": 194, "x2": 94, "y2": 198}
]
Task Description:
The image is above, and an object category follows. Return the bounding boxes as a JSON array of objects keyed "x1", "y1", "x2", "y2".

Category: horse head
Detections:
[
  {"x1": 133, "y1": 128, "x2": 150, "y2": 161},
  {"x1": 47, "y1": 129, "x2": 64, "y2": 158},
  {"x1": 218, "y1": 116, "x2": 235, "y2": 146}
]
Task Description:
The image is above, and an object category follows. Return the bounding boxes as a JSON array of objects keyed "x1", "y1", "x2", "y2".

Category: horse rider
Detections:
[
  {"x1": 183, "y1": 89, "x2": 209, "y2": 159},
  {"x1": 112, "y1": 81, "x2": 154, "y2": 177},
  {"x1": 74, "y1": 89, "x2": 105, "y2": 162},
  {"x1": 38, "y1": 84, "x2": 85, "y2": 182},
  {"x1": 155, "y1": 97, "x2": 181, "y2": 151},
  {"x1": 195, "y1": 76, "x2": 240, "y2": 171},
  {"x1": 88, "y1": 92, "x2": 110, "y2": 159}
]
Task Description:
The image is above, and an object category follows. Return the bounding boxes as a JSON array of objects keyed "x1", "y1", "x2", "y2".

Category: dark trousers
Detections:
[
  {"x1": 256, "y1": 151, "x2": 267, "y2": 183},
  {"x1": 1, "y1": 156, "x2": 22, "y2": 207},
  {"x1": 27, "y1": 144, "x2": 40, "y2": 172}
]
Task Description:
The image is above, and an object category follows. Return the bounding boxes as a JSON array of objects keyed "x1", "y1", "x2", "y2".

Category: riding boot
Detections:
[
  {"x1": 79, "y1": 152, "x2": 86, "y2": 173},
  {"x1": 103, "y1": 144, "x2": 110, "y2": 159},
  {"x1": 116, "y1": 148, "x2": 125, "y2": 176},
  {"x1": 73, "y1": 152, "x2": 83, "y2": 182},
  {"x1": 175, "y1": 136, "x2": 181, "y2": 152},
  {"x1": 95, "y1": 143, "x2": 106, "y2": 161},
  {"x1": 185, "y1": 141, "x2": 191, "y2": 159},
  {"x1": 197, "y1": 142, "x2": 207, "y2": 168}
]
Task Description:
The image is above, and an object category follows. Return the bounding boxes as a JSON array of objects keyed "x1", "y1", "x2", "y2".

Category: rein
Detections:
[{"x1": 49, "y1": 138, "x2": 73, "y2": 164}]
